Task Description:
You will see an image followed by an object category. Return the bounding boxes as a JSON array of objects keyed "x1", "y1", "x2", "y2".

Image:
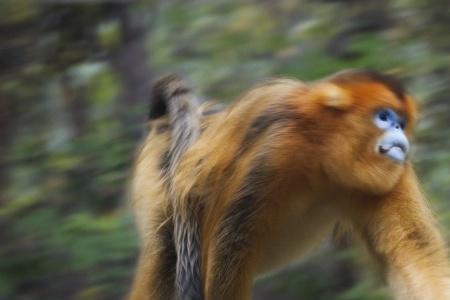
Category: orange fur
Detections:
[{"x1": 128, "y1": 70, "x2": 449, "y2": 300}]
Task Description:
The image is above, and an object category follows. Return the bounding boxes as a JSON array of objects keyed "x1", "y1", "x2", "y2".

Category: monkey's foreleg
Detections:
[{"x1": 352, "y1": 165, "x2": 450, "y2": 300}]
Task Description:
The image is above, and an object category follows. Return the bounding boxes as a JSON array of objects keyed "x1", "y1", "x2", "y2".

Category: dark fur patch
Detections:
[
  {"x1": 407, "y1": 230, "x2": 430, "y2": 249},
  {"x1": 156, "y1": 123, "x2": 170, "y2": 134},
  {"x1": 148, "y1": 96, "x2": 168, "y2": 120},
  {"x1": 148, "y1": 74, "x2": 191, "y2": 120},
  {"x1": 153, "y1": 218, "x2": 177, "y2": 300},
  {"x1": 239, "y1": 104, "x2": 300, "y2": 156},
  {"x1": 329, "y1": 69, "x2": 407, "y2": 101},
  {"x1": 211, "y1": 157, "x2": 268, "y2": 294},
  {"x1": 160, "y1": 149, "x2": 171, "y2": 176},
  {"x1": 172, "y1": 86, "x2": 190, "y2": 97},
  {"x1": 202, "y1": 105, "x2": 226, "y2": 116}
]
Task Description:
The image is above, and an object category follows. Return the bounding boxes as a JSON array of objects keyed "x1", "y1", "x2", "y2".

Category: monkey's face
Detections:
[
  {"x1": 372, "y1": 108, "x2": 409, "y2": 163},
  {"x1": 316, "y1": 76, "x2": 417, "y2": 195}
]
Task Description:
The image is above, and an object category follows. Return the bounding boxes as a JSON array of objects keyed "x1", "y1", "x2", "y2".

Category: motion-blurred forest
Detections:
[{"x1": 1, "y1": 0, "x2": 449, "y2": 299}]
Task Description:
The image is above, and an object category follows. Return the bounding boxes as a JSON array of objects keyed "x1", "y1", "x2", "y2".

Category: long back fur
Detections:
[{"x1": 149, "y1": 74, "x2": 203, "y2": 300}]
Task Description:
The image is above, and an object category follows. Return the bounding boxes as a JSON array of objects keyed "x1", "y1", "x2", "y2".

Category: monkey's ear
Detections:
[{"x1": 312, "y1": 83, "x2": 352, "y2": 110}]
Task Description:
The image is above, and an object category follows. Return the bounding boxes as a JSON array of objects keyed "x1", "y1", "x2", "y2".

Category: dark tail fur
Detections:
[{"x1": 149, "y1": 75, "x2": 203, "y2": 300}]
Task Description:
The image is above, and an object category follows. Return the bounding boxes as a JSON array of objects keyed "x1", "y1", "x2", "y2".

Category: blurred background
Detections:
[{"x1": 0, "y1": 0, "x2": 449, "y2": 299}]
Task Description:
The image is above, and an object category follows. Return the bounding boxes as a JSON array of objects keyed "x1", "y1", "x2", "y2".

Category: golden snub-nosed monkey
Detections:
[{"x1": 128, "y1": 70, "x2": 450, "y2": 300}]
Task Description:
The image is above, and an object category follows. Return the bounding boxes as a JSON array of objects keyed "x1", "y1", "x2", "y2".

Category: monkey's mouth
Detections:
[{"x1": 378, "y1": 143, "x2": 407, "y2": 163}]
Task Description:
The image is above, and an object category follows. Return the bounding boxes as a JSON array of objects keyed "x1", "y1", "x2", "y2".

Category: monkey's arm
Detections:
[{"x1": 353, "y1": 164, "x2": 450, "y2": 300}]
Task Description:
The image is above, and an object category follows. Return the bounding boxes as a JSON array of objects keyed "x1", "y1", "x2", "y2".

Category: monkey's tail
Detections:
[
  {"x1": 149, "y1": 75, "x2": 204, "y2": 300},
  {"x1": 149, "y1": 74, "x2": 202, "y2": 176}
]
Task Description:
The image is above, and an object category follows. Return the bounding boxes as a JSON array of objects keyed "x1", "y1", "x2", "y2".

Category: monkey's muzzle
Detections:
[{"x1": 377, "y1": 131, "x2": 409, "y2": 163}]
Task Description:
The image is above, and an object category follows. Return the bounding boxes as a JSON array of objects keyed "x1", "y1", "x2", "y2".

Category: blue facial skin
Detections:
[{"x1": 373, "y1": 108, "x2": 409, "y2": 163}]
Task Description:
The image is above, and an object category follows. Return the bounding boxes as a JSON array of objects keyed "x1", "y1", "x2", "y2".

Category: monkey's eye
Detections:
[
  {"x1": 374, "y1": 109, "x2": 406, "y2": 131},
  {"x1": 374, "y1": 110, "x2": 391, "y2": 129},
  {"x1": 378, "y1": 111, "x2": 389, "y2": 122},
  {"x1": 374, "y1": 109, "x2": 395, "y2": 130}
]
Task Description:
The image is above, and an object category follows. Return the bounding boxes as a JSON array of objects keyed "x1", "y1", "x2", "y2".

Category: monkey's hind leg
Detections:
[
  {"x1": 204, "y1": 246, "x2": 256, "y2": 300},
  {"x1": 128, "y1": 220, "x2": 176, "y2": 300},
  {"x1": 203, "y1": 203, "x2": 261, "y2": 300}
]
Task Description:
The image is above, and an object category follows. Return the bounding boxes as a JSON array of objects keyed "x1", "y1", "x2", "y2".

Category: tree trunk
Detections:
[
  {"x1": 0, "y1": 96, "x2": 15, "y2": 205},
  {"x1": 109, "y1": 3, "x2": 152, "y2": 140}
]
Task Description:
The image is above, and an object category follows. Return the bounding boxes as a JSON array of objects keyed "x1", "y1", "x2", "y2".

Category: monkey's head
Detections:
[{"x1": 307, "y1": 70, "x2": 417, "y2": 194}]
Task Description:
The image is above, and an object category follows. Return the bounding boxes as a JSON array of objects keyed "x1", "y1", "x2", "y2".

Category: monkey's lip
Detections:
[
  {"x1": 379, "y1": 143, "x2": 406, "y2": 154},
  {"x1": 378, "y1": 144, "x2": 407, "y2": 162}
]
